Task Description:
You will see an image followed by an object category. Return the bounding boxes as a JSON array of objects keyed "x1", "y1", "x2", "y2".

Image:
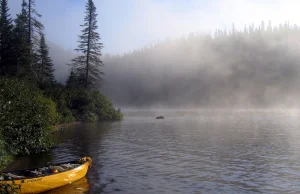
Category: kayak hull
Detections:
[{"x1": 1, "y1": 158, "x2": 91, "y2": 194}]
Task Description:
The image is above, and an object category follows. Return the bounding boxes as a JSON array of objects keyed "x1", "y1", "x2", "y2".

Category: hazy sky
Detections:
[{"x1": 8, "y1": 0, "x2": 300, "y2": 54}]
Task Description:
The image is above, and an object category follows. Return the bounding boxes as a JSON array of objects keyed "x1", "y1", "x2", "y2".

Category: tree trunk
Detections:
[
  {"x1": 28, "y1": 0, "x2": 31, "y2": 46},
  {"x1": 85, "y1": 6, "x2": 92, "y2": 89}
]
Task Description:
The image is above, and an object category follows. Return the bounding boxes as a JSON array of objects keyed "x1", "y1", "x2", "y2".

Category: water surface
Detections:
[{"x1": 6, "y1": 110, "x2": 300, "y2": 193}]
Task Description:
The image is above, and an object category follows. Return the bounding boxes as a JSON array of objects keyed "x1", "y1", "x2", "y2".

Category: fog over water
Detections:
[
  {"x1": 5, "y1": 1, "x2": 300, "y2": 193},
  {"x1": 51, "y1": 22, "x2": 300, "y2": 109},
  {"x1": 7, "y1": 110, "x2": 300, "y2": 193},
  {"x1": 8, "y1": 1, "x2": 300, "y2": 109},
  {"x1": 13, "y1": 0, "x2": 299, "y2": 109}
]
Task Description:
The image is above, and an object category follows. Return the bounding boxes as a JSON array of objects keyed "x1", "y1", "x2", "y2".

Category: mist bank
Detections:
[
  {"x1": 53, "y1": 21, "x2": 300, "y2": 108},
  {"x1": 48, "y1": 41, "x2": 75, "y2": 83}
]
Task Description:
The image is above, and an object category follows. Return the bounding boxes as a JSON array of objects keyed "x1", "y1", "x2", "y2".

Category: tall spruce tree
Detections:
[
  {"x1": 0, "y1": 0, "x2": 14, "y2": 76},
  {"x1": 13, "y1": 0, "x2": 30, "y2": 77},
  {"x1": 25, "y1": 0, "x2": 44, "y2": 79},
  {"x1": 26, "y1": 0, "x2": 43, "y2": 48},
  {"x1": 36, "y1": 33, "x2": 55, "y2": 85},
  {"x1": 70, "y1": 0, "x2": 104, "y2": 89}
]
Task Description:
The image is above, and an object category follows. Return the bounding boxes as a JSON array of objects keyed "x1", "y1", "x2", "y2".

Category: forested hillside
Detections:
[{"x1": 101, "y1": 21, "x2": 300, "y2": 108}]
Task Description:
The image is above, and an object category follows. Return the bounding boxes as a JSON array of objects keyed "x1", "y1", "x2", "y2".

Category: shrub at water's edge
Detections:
[
  {"x1": 0, "y1": 78, "x2": 55, "y2": 156},
  {"x1": 44, "y1": 85, "x2": 123, "y2": 123},
  {"x1": 0, "y1": 77, "x2": 122, "y2": 170},
  {"x1": 62, "y1": 88, "x2": 123, "y2": 122},
  {"x1": 42, "y1": 84, "x2": 76, "y2": 124},
  {"x1": 0, "y1": 134, "x2": 11, "y2": 170}
]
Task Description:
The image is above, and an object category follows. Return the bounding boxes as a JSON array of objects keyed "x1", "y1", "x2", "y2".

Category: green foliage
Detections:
[
  {"x1": 63, "y1": 88, "x2": 88, "y2": 120},
  {"x1": 0, "y1": 0, "x2": 14, "y2": 76},
  {"x1": 12, "y1": 0, "x2": 45, "y2": 80},
  {"x1": 84, "y1": 90, "x2": 123, "y2": 122},
  {"x1": 113, "y1": 108, "x2": 123, "y2": 121},
  {"x1": 84, "y1": 112, "x2": 98, "y2": 123},
  {"x1": 70, "y1": 0, "x2": 104, "y2": 89},
  {"x1": 66, "y1": 88, "x2": 123, "y2": 122},
  {"x1": 0, "y1": 134, "x2": 11, "y2": 170},
  {"x1": 66, "y1": 70, "x2": 80, "y2": 89},
  {"x1": 0, "y1": 0, "x2": 122, "y2": 171},
  {"x1": 86, "y1": 91, "x2": 121, "y2": 120},
  {"x1": 43, "y1": 86, "x2": 123, "y2": 123},
  {"x1": 0, "y1": 78, "x2": 55, "y2": 155},
  {"x1": 57, "y1": 104, "x2": 75, "y2": 124},
  {"x1": 26, "y1": 0, "x2": 44, "y2": 48},
  {"x1": 42, "y1": 83, "x2": 76, "y2": 124},
  {"x1": 12, "y1": 0, "x2": 31, "y2": 77},
  {"x1": 36, "y1": 33, "x2": 55, "y2": 85}
]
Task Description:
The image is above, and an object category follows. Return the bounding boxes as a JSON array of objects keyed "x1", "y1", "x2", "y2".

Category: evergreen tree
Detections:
[
  {"x1": 26, "y1": 0, "x2": 43, "y2": 48},
  {"x1": 70, "y1": 0, "x2": 104, "y2": 89},
  {"x1": 36, "y1": 33, "x2": 55, "y2": 85},
  {"x1": 66, "y1": 70, "x2": 79, "y2": 88},
  {"x1": 0, "y1": 0, "x2": 14, "y2": 76},
  {"x1": 25, "y1": 0, "x2": 44, "y2": 79},
  {"x1": 13, "y1": 0, "x2": 30, "y2": 77}
]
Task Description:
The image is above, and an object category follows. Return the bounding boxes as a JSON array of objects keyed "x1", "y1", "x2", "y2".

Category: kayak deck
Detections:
[{"x1": 0, "y1": 157, "x2": 92, "y2": 194}]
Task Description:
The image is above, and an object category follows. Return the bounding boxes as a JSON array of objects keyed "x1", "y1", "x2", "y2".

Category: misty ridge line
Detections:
[
  {"x1": 52, "y1": 20, "x2": 293, "y2": 79},
  {"x1": 51, "y1": 21, "x2": 300, "y2": 108}
]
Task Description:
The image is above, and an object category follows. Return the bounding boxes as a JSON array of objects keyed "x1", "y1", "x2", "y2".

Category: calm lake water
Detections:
[{"x1": 6, "y1": 109, "x2": 300, "y2": 193}]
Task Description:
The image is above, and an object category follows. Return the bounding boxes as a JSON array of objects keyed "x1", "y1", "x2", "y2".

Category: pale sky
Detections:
[{"x1": 8, "y1": 0, "x2": 300, "y2": 54}]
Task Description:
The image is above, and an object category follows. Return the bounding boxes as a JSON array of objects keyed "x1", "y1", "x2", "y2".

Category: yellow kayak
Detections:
[
  {"x1": 45, "y1": 177, "x2": 89, "y2": 194},
  {"x1": 0, "y1": 157, "x2": 92, "y2": 194}
]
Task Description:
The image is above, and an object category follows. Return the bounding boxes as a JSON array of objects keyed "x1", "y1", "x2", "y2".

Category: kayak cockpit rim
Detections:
[{"x1": 1, "y1": 159, "x2": 91, "y2": 180}]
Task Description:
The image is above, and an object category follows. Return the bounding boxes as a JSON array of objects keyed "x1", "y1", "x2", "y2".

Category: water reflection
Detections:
[
  {"x1": 43, "y1": 177, "x2": 89, "y2": 194},
  {"x1": 6, "y1": 110, "x2": 300, "y2": 193}
]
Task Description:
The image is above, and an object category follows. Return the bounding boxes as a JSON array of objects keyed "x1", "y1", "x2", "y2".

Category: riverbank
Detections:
[
  {"x1": 54, "y1": 122, "x2": 81, "y2": 132},
  {"x1": 0, "y1": 78, "x2": 123, "y2": 171}
]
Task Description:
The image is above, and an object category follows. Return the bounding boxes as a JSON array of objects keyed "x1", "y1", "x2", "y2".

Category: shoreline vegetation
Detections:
[
  {"x1": 53, "y1": 122, "x2": 81, "y2": 132},
  {"x1": 0, "y1": 0, "x2": 122, "y2": 172}
]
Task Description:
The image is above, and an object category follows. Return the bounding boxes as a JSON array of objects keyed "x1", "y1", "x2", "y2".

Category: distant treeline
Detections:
[
  {"x1": 102, "y1": 21, "x2": 300, "y2": 108},
  {"x1": 0, "y1": 0, "x2": 122, "y2": 170}
]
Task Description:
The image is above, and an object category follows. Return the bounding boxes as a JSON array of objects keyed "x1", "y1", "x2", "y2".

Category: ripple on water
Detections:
[{"x1": 7, "y1": 111, "x2": 300, "y2": 193}]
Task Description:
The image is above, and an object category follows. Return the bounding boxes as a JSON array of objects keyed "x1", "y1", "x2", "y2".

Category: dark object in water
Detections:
[
  {"x1": 156, "y1": 116, "x2": 164, "y2": 119},
  {"x1": 50, "y1": 146, "x2": 59, "y2": 150},
  {"x1": 110, "y1": 178, "x2": 116, "y2": 183}
]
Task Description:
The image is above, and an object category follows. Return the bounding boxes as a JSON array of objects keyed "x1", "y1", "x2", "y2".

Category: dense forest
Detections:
[
  {"x1": 0, "y1": 0, "x2": 122, "y2": 170},
  {"x1": 100, "y1": 21, "x2": 300, "y2": 108}
]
